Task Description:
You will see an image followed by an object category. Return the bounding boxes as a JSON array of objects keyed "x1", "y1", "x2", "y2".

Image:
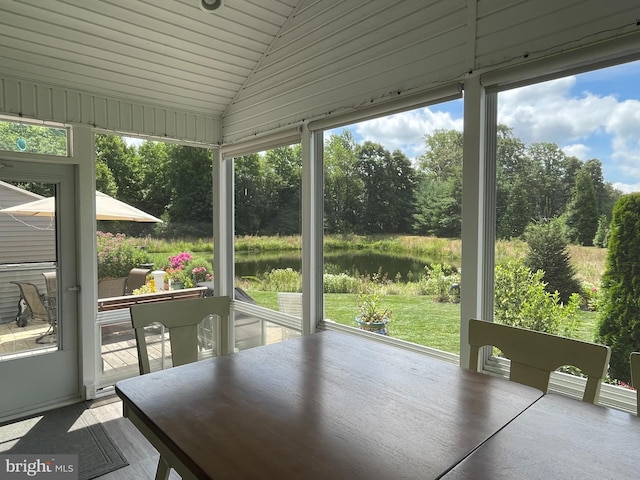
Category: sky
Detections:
[{"x1": 328, "y1": 60, "x2": 640, "y2": 194}]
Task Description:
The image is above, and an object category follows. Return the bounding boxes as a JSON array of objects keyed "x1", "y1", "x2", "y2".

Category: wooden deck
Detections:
[{"x1": 0, "y1": 317, "x2": 298, "y2": 387}]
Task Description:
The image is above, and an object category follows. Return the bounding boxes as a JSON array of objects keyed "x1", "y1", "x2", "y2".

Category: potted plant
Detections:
[
  {"x1": 355, "y1": 291, "x2": 392, "y2": 335},
  {"x1": 165, "y1": 267, "x2": 193, "y2": 289}
]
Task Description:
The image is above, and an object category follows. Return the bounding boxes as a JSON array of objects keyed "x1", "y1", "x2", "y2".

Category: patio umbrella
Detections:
[{"x1": 0, "y1": 191, "x2": 162, "y2": 222}]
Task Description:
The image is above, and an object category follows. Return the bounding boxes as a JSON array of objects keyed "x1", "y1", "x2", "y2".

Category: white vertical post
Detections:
[
  {"x1": 74, "y1": 125, "x2": 99, "y2": 397},
  {"x1": 460, "y1": 75, "x2": 496, "y2": 369},
  {"x1": 301, "y1": 125, "x2": 324, "y2": 336},
  {"x1": 212, "y1": 147, "x2": 234, "y2": 354}
]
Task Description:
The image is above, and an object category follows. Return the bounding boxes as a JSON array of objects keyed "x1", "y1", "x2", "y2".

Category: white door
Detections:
[{"x1": 0, "y1": 159, "x2": 79, "y2": 420}]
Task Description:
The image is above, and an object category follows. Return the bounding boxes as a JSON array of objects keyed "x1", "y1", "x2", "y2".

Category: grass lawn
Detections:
[{"x1": 247, "y1": 290, "x2": 601, "y2": 355}]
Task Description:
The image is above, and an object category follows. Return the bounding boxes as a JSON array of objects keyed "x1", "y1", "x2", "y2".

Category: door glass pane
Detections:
[
  {"x1": 0, "y1": 180, "x2": 58, "y2": 356},
  {"x1": 0, "y1": 120, "x2": 68, "y2": 156}
]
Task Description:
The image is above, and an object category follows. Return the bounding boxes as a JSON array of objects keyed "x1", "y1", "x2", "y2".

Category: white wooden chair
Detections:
[
  {"x1": 468, "y1": 318, "x2": 611, "y2": 404},
  {"x1": 130, "y1": 295, "x2": 231, "y2": 374},
  {"x1": 130, "y1": 295, "x2": 231, "y2": 479},
  {"x1": 630, "y1": 352, "x2": 640, "y2": 415}
]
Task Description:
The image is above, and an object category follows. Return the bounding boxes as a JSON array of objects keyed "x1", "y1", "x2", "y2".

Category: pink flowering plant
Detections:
[
  {"x1": 191, "y1": 266, "x2": 212, "y2": 283},
  {"x1": 168, "y1": 252, "x2": 193, "y2": 269},
  {"x1": 161, "y1": 252, "x2": 213, "y2": 288}
]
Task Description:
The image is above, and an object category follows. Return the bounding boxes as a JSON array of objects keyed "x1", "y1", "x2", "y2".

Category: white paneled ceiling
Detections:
[
  {"x1": 0, "y1": 0, "x2": 297, "y2": 117},
  {"x1": 0, "y1": 0, "x2": 639, "y2": 145}
]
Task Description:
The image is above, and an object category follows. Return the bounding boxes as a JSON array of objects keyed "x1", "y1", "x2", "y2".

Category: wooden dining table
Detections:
[
  {"x1": 441, "y1": 392, "x2": 640, "y2": 479},
  {"x1": 116, "y1": 330, "x2": 546, "y2": 479}
]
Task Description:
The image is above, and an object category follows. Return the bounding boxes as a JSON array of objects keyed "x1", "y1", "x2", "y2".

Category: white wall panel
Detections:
[
  {"x1": 224, "y1": 0, "x2": 469, "y2": 142},
  {"x1": 51, "y1": 88, "x2": 65, "y2": 123},
  {"x1": 143, "y1": 107, "x2": 156, "y2": 136},
  {"x1": 94, "y1": 98, "x2": 108, "y2": 131},
  {"x1": 66, "y1": 92, "x2": 81, "y2": 124},
  {"x1": 20, "y1": 82, "x2": 36, "y2": 118},
  {"x1": 3, "y1": 79, "x2": 19, "y2": 114},
  {"x1": 80, "y1": 96, "x2": 94, "y2": 127},
  {"x1": 119, "y1": 103, "x2": 132, "y2": 133},
  {"x1": 36, "y1": 85, "x2": 52, "y2": 121},
  {"x1": 224, "y1": 0, "x2": 640, "y2": 145},
  {"x1": 0, "y1": 75, "x2": 221, "y2": 144},
  {"x1": 475, "y1": 0, "x2": 639, "y2": 70},
  {"x1": 166, "y1": 112, "x2": 176, "y2": 142}
]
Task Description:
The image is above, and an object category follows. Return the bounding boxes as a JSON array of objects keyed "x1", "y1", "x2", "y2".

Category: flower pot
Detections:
[
  {"x1": 171, "y1": 281, "x2": 185, "y2": 290},
  {"x1": 355, "y1": 316, "x2": 389, "y2": 335}
]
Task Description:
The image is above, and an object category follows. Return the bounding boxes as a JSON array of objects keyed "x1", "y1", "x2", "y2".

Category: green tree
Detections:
[
  {"x1": 565, "y1": 167, "x2": 598, "y2": 245},
  {"x1": 597, "y1": 193, "x2": 640, "y2": 383},
  {"x1": 262, "y1": 145, "x2": 301, "y2": 235},
  {"x1": 95, "y1": 161, "x2": 117, "y2": 197},
  {"x1": 235, "y1": 153, "x2": 266, "y2": 235},
  {"x1": 324, "y1": 131, "x2": 363, "y2": 234},
  {"x1": 496, "y1": 125, "x2": 537, "y2": 239},
  {"x1": 527, "y1": 142, "x2": 571, "y2": 218},
  {"x1": 581, "y1": 159, "x2": 621, "y2": 219},
  {"x1": 413, "y1": 129, "x2": 463, "y2": 237},
  {"x1": 356, "y1": 142, "x2": 416, "y2": 234},
  {"x1": 95, "y1": 134, "x2": 142, "y2": 205},
  {"x1": 165, "y1": 145, "x2": 213, "y2": 237},
  {"x1": 137, "y1": 140, "x2": 171, "y2": 220},
  {"x1": 593, "y1": 215, "x2": 609, "y2": 248},
  {"x1": 524, "y1": 219, "x2": 581, "y2": 304}
]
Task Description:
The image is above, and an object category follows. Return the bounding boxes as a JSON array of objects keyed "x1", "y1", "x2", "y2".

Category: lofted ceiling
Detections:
[
  {"x1": 0, "y1": 0, "x2": 297, "y2": 118},
  {"x1": 0, "y1": 0, "x2": 639, "y2": 146}
]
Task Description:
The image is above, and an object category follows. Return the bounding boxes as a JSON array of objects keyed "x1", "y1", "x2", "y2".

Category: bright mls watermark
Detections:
[{"x1": 0, "y1": 455, "x2": 77, "y2": 479}]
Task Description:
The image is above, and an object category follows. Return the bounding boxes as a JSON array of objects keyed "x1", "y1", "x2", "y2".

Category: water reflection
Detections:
[{"x1": 235, "y1": 251, "x2": 458, "y2": 283}]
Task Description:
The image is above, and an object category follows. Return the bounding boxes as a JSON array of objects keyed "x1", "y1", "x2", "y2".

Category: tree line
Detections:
[{"x1": 1, "y1": 121, "x2": 622, "y2": 244}]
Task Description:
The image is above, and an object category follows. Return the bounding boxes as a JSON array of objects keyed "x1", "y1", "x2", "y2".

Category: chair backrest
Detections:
[
  {"x1": 468, "y1": 318, "x2": 611, "y2": 403},
  {"x1": 11, "y1": 281, "x2": 51, "y2": 322},
  {"x1": 98, "y1": 277, "x2": 128, "y2": 298},
  {"x1": 630, "y1": 352, "x2": 640, "y2": 415},
  {"x1": 42, "y1": 271, "x2": 57, "y2": 298},
  {"x1": 125, "y1": 268, "x2": 151, "y2": 294},
  {"x1": 277, "y1": 292, "x2": 302, "y2": 318},
  {"x1": 130, "y1": 295, "x2": 231, "y2": 375}
]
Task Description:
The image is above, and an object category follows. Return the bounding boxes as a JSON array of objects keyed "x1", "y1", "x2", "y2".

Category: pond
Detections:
[{"x1": 235, "y1": 250, "x2": 459, "y2": 283}]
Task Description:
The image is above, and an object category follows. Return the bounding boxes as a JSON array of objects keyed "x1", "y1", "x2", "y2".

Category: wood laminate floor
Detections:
[{"x1": 88, "y1": 395, "x2": 182, "y2": 480}]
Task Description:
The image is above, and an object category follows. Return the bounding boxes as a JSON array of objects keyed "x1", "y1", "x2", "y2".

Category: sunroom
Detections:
[{"x1": 1, "y1": 0, "x2": 639, "y2": 425}]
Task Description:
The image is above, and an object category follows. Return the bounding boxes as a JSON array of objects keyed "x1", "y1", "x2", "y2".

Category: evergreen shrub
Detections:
[
  {"x1": 524, "y1": 219, "x2": 581, "y2": 304},
  {"x1": 597, "y1": 193, "x2": 640, "y2": 383}
]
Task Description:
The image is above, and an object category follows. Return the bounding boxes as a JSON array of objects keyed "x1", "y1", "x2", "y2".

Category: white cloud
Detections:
[
  {"x1": 561, "y1": 143, "x2": 590, "y2": 160},
  {"x1": 498, "y1": 75, "x2": 640, "y2": 187},
  {"x1": 613, "y1": 182, "x2": 640, "y2": 194},
  {"x1": 122, "y1": 136, "x2": 144, "y2": 147},
  {"x1": 498, "y1": 77, "x2": 617, "y2": 145},
  {"x1": 354, "y1": 107, "x2": 462, "y2": 159}
]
